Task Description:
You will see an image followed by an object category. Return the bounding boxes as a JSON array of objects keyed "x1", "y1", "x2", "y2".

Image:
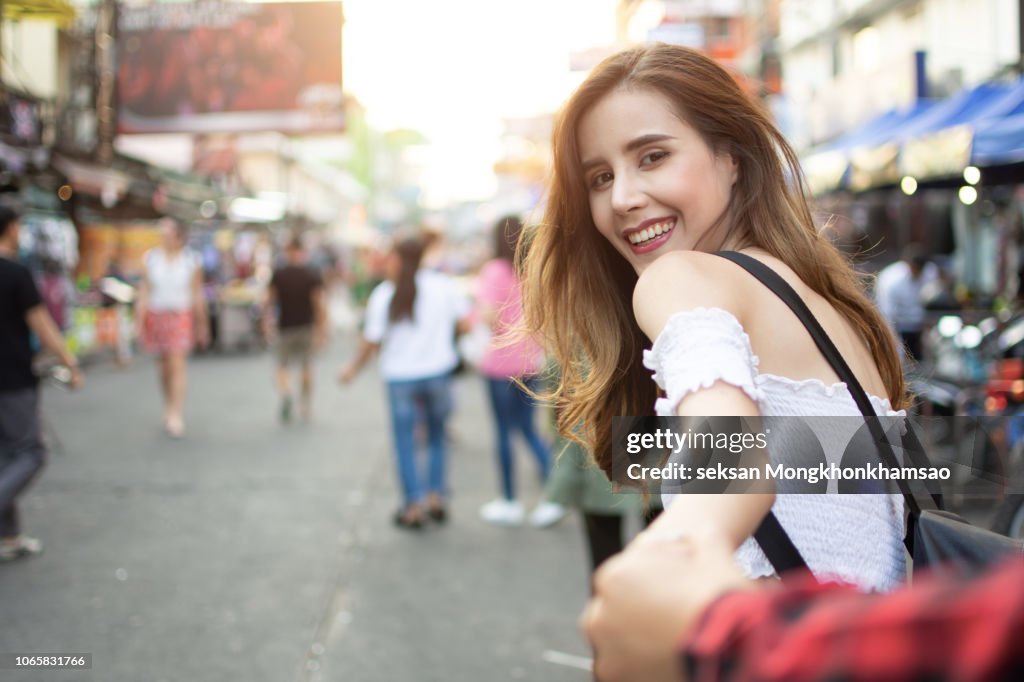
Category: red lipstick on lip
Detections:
[{"x1": 623, "y1": 217, "x2": 675, "y2": 255}]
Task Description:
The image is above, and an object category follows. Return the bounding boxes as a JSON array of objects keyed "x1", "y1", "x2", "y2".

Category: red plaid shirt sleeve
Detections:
[{"x1": 683, "y1": 559, "x2": 1024, "y2": 682}]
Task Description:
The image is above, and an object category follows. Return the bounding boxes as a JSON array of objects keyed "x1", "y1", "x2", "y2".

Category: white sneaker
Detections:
[
  {"x1": 479, "y1": 498, "x2": 525, "y2": 526},
  {"x1": 529, "y1": 502, "x2": 568, "y2": 528},
  {"x1": 0, "y1": 535, "x2": 42, "y2": 562}
]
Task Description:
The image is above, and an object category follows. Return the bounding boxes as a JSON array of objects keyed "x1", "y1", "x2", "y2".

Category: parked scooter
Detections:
[{"x1": 910, "y1": 311, "x2": 1024, "y2": 537}]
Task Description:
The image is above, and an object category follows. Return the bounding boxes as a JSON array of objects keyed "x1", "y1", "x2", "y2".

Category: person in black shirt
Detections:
[
  {"x1": 0, "y1": 205, "x2": 82, "y2": 562},
  {"x1": 263, "y1": 237, "x2": 326, "y2": 423}
]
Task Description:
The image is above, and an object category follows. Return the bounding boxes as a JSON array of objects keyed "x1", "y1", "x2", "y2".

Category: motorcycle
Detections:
[{"x1": 911, "y1": 312, "x2": 1024, "y2": 538}]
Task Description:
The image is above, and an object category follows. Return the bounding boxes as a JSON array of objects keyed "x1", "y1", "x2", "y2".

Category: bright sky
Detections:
[{"x1": 342, "y1": 0, "x2": 620, "y2": 207}]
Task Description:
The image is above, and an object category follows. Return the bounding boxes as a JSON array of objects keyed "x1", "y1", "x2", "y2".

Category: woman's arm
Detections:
[
  {"x1": 134, "y1": 268, "x2": 150, "y2": 338},
  {"x1": 338, "y1": 337, "x2": 379, "y2": 384},
  {"x1": 632, "y1": 251, "x2": 775, "y2": 549},
  {"x1": 640, "y1": 382, "x2": 775, "y2": 550},
  {"x1": 191, "y1": 266, "x2": 209, "y2": 348}
]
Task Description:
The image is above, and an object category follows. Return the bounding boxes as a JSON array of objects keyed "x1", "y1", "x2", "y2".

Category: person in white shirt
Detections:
[
  {"x1": 875, "y1": 243, "x2": 938, "y2": 362},
  {"x1": 338, "y1": 235, "x2": 470, "y2": 529},
  {"x1": 135, "y1": 218, "x2": 209, "y2": 437}
]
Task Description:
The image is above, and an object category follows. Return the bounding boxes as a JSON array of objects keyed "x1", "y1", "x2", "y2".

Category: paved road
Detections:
[{"x1": 1, "y1": 337, "x2": 608, "y2": 682}]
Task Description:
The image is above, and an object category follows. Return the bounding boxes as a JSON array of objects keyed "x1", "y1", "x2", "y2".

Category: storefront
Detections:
[{"x1": 803, "y1": 76, "x2": 1024, "y2": 307}]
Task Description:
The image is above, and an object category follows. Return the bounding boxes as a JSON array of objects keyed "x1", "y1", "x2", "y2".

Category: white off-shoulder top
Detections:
[{"x1": 643, "y1": 307, "x2": 906, "y2": 592}]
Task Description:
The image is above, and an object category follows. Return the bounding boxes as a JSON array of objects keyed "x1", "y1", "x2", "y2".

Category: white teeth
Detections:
[{"x1": 627, "y1": 220, "x2": 673, "y2": 245}]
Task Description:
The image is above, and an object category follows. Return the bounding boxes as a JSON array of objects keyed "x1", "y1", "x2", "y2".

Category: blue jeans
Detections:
[
  {"x1": 486, "y1": 377, "x2": 551, "y2": 500},
  {"x1": 0, "y1": 388, "x2": 45, "y2": 538},
  {"x1": 386, "y1": 374, "x2": 453, "y2": 508}
]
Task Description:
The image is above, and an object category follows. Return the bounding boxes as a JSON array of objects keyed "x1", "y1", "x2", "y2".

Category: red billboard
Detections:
[{"x1": 117, "y1": 1, "x2": 344, "y2": 134}]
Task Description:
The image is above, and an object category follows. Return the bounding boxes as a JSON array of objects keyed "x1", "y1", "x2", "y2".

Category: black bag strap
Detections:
[
  {"x1": 716, "y1": 250, "x2": 938, "y2": 515},
  {"x1": 752, "y1": 510, "x2": 808, "y2": 575},
  {"x1": 712, "y1": 250, "x2": 953, "y2": 574}
]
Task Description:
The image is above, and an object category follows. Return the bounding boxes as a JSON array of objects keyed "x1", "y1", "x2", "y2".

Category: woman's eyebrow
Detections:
[
  {"x1": 581, "y1": 133, "x2": 676, "y2": 171},
  {"x1": 624, "y1": 133, "x2": 675, "y2": 152}
]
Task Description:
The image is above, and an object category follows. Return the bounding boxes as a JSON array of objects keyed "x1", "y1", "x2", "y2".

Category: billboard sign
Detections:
[{"x1": 117, "y1": 1, "x2": 344, "y2": 134}]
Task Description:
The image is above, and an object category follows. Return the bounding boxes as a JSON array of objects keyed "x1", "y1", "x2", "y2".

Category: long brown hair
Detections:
[
  {"x1": 389, "y1": 236, "x2": 425, "y2": 323},
  {"x1": 519, "y1": 44, "x2": 906, "y2": 477}
]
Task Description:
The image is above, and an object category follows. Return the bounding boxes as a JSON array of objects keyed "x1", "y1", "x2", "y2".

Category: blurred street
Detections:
[{"x1": 1, "y1": 334, "x2": 600, "y2": 682}]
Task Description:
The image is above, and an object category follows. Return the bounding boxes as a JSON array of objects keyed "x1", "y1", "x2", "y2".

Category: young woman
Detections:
[
  {"x1": 339, "y1": 235, "x2": 470, "y2": 529},
  {"x1": 136, "y1": 217, "x2": 208, "y2": 438},
  {"x1": 474, "y1": 215, "x2": 553, "y2": 526},
  {"x1": 519, "y1": 44, "x2": 908, "y2": 591}
]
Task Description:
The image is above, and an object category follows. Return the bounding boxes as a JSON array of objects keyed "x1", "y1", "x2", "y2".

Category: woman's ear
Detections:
[{"x1": 715, "y1": 145, "x2": 739, "y2": 187}]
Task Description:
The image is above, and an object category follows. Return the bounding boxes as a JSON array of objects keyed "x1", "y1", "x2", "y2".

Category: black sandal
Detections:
[
  {"x1": 393, "y1": 508, "x2": 424, "y2": 530},
  {"x1": 427, "y1": 506, "x2": 447, "y2": 523}
]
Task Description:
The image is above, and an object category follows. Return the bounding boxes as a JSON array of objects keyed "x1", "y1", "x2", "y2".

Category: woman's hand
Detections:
[
  {"x1": 194, "y1": 321, "x2": 211, "y2": 349},
  {"x1": 314, "y1": 324, "x2": 329, "y2": 350},
  {"x1": 338, "y1": 339, "x2": 379, "y2": 386},
  {"x1": 581, "y1": 533, "x2": 757, "y2": 682},
  {"x1": 337, "y1": 363, "x2": 359, "y2": 386},
  {"x1": 134, "y1": 310, "x2": 146, "y2": 343}
]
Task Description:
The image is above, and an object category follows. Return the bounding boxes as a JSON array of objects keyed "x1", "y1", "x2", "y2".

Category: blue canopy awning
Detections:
[
  {"x1": 802, "y1": 102, "x2": 937, "y2": 194},
  {"x1": 973, "y1": 115, "x2": 1024, "y2": 165},
  {"x1": 802, "y1": 77, "x2": 1024, "y2": 194},
  {"x1": 900, "y1": 79, "x2": 1024, "y2": 179}
]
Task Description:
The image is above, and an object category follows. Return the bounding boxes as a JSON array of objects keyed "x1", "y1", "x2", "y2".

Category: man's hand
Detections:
[
  {"x1": 262, "y1": 317, "x2": 276, "y2": 344},
  {"x1": 580, "y1": 533, "x2": 757, "y2": 682},
  {"x1": 67, "y1": 365, "x2": 84, "y2": 390}
]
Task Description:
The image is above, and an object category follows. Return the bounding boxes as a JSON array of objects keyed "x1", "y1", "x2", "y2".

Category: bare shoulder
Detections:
[{"x1": 632, "y1": 251, "x2": 748, "y2": 342}]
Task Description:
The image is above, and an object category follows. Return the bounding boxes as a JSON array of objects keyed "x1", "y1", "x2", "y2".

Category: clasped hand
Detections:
[{"x1": 580, "y1": 531, "x2": 757, "y2": 682}]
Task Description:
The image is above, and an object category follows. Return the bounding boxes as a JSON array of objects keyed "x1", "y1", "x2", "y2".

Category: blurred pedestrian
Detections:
[
  {"x1": 540, "y1": 435, "x2": 663, "y2": 573},
  {"x1": 518, "y1": 44, "x2": 909, "y2": 591},
  {"x1": 474, "y1": 215, "x2": 553, "y2": 526},
  {"x1": 0, "y1": 205, "x2": 82, "y2": 562},
  {"x1": 135, "y1": 217, "x2": 209, "y2": 438},
  {"x1": 581, "y1": 532, "x2": 1024, "y2": 682},
  {"x1": 534, "y1": 362, "x2": 662, "y2": 569},
  {"x1": 338, "y1": 235, "x2": 470, "y2": 529},
  {"x1": 263, "y1": 237, "x2": 327, "y2": 423},
  {"x1": 875, "y1": 242, "x2": 939, "y2": 362}
]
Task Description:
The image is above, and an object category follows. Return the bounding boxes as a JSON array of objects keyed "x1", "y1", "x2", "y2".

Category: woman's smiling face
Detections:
[{"x1": 577, "y1": 87, "x2": 738, "y2": 275}]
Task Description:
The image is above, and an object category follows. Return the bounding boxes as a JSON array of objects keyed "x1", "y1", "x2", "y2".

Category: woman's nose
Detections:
[{"x1": 610, "y1": 173, "x2": 646, "y2": 214}]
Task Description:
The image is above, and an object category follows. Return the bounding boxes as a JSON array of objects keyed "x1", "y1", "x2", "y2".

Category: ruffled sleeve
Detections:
[{"x1": 642, "y1": 307, "x2": 763, "y2": 415}]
